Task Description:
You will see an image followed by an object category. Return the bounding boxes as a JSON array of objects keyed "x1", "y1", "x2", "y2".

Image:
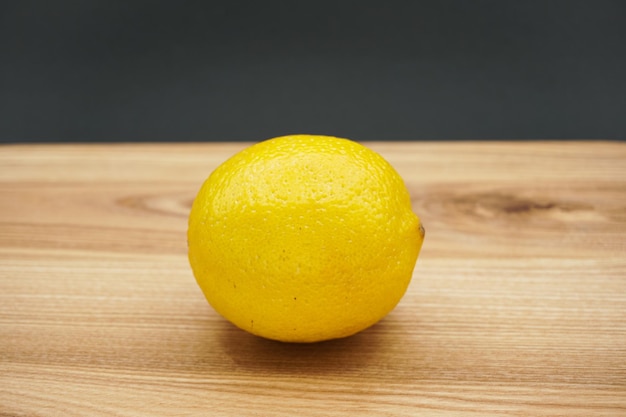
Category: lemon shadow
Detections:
[{"x1": 215, "y1": 317, "x2": 401, "y2": 377}]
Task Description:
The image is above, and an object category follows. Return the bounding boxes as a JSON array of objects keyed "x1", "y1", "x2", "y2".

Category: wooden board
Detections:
[{"x1": 1, "y1": 141, "x2": 625, "y2": 416}]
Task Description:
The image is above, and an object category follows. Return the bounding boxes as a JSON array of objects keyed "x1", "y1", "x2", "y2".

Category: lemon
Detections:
[{"x1": 188, "y1": 135, "x2": 424, "y2": 342}]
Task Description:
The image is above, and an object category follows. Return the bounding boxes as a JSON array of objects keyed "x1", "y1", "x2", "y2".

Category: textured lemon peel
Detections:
[{"x1": 188, "y1": 135, "x2": 424, "y2": 343}]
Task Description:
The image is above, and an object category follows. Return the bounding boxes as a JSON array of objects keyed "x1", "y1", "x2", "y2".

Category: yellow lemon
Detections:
[{"x1": 188, "y1": 135, "x2": 424, "y2": 342}]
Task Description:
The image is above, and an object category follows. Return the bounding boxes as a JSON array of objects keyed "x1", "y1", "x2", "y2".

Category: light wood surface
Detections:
[{"x1": 1, "y1": 141, "x2": 625, "y2": 416}]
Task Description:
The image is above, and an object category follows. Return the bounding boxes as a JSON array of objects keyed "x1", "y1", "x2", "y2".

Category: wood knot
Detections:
[
  {"x1": 449, "y1": 192, "x2": 596, "y2": 224},
  {"x1": 117, "y1": 193, "x2": 192, "y2": 218}
]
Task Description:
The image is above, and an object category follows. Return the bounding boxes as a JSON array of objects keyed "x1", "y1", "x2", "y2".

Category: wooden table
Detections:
[{"x1": 1, "y1": 141, "x2": 625, "y2": 416}]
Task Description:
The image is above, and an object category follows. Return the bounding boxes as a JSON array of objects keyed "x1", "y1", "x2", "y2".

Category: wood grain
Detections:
[{"x1": 1, "y1": 141, "x2": 625, "y2": 416}]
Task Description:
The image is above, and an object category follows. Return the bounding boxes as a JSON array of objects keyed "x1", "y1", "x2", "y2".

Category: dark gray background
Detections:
[{"x1": 1, "y1": 1, "x2": 625, "y2": 142}]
